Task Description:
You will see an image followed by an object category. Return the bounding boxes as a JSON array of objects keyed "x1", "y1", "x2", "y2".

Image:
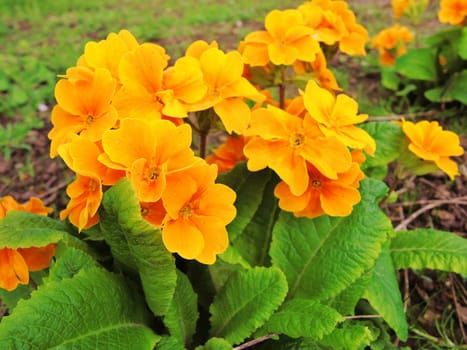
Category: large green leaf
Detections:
[
  {"x1": 316, "y1": 322, "x2": 377, "y2": 350},
  {"x1": 459, "y1": 27, "x2": 467, "y2": 59},
  {"x1": 154, "y1": 336, "x2": 184, "y2": 350},
  {"x1": 363, "y1": 243, "x2": 408, "y2": 340},
  {"x1": 195, "y1": 338, "x2": 232, "y2": 350},
  {"x1": 218, "y1": 162, "x2": 272, "y2": 241},
  {"x1": 164, "y1": 270, "x2": 199, "y2": 347},
  {"x1": 425, "y1": 69, "x2": 467, "y2": 104},
  {"x1": 0, "y1": 211, "x2": 67, "y2": 248},
  {"x1": 395, "y1": 48, "x2": 438, "y2": 82},
  {"x1": 100, "y1": 178, "x2": 176, "y2": 316},
  {"x1": 210, "y1": 266, "x2": 288, "y2": 345},
  {"x1": 0, "y1": 268, "x2": 159, "y2": 349},
  {"x1": 231, "y1": 173, "x2": 280, "y2": 266},
  {"x1": 270, "y1": 178, "x2": 391, "y2": 300},
  {"x1": 390, "y1": 229, "x2": 467, "y2": 274},
  {"x1": 262, "y1": 299, "x2": 343, "y2": 339}
]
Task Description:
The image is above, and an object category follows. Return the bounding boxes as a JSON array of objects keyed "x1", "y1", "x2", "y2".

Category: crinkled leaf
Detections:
[
  {"x1": 317, "y1": 322, "x2": 377, "y2": 350},
  {"x1": 48, "y1": 246, "x2": 99, "y2": 282},
  {"x1": 218, "y1": 162, "x2": 272, "y2": 241},
  {"x1": 195, "y1": 338, "x2": 232, "y2": 350},
  {"x1": 270, "y1": 178, "x2": 391, "y2": 300},
  {"x1": 391, "y1": 229, "x2": 467, "y2": 274},
  {"x1": 0, "y1": 211, "x2": 66, "y2": 248},
  {"x1": 100, "y1": 178, "x2": 176, "y2": 316},
  {"x1": 395, "y1": 48, "x2": 437, "y2": 81},
  {"x1": 154, "y1": 336, "x2": 185, "y2": 350},
  {"x1": 363, "y1": 243, "x2": 408, "y2": 340},
  {"x1": 164, "y1": 270, "x2": 199, "y2": 347},
  {"x1": 0, "y1": 268, "x2": 159, "y2": 349},
  {"x1": 262, "y1": 299, "x2": 343, "y2": 339},
  {"x1": 210, "y1": 266, "x2": 288, "y2": 345}
]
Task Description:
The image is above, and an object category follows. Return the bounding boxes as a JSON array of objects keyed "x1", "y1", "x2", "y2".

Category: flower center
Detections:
[
  {"x1": 311, "y1": 179, "x2": 322, "y2": 188},
  {"x1": 290, "y1": 132, "x2": 305, "y2": 147},
  {"x1": 147, "y1": 167, "x2": 161, "y2": 182},
  {"x1": 179, "y1": 204, "x2": 192, "y2": 219},
  {"x1": 89, "y1": 179, "x2": 98, "y2": 192},
  {"x1": 86, "y1": 115, "x2": 94, "y2": 125},
  {"x1": 140, "y1": 206, "x2": 149, "y2": 216}
]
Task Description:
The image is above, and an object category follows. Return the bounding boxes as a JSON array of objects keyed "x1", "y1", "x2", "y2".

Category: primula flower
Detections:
[
  {"x1": 49, "y1": 66, "x2": 118, "y2": 153},
  {"x1": 275, "y1": 162, "x2": 365, "y2": 219},
  {"x1": 401, "y1": 120, "x2": 464, "y2": 179},
  {"x1": 114, "y1": 43, "x2": 207, "y2": 119},
  {"x1": 438, "y1": 0, "x2": 467, "y2": 25},
  {"x1": 100, "y1": 118, "x2": 202, "y2": 202},
  {"x1": 240, "y1": 9, "x2": 320, "y2": 66},
  {"x1": 298, "y1": 0, "x2": 369, "y2": 56},
  {"x1": 392, "y1": 0, "x2": 412, "y2": 18},
  {"x1": 0, "y1": 196, "x2": 55, "y2": 291},
  {"x1": 188, "y1": 47, "x2": 264, "y2": 134},
  {"x1": 60, "y1": 173, "x2": 102, "y2": 231},
  {"x1": 244, "y1": 105, "x2": 352, "y2": 196},
  {"x1": 206, "y1": 135, "x2": 248, "y2": 173},
  {"x1": 371, "y1": 24, "x2": 414, "y2": 66},
  {"x1": 160, "y1": 163, "x2": 236, "y2": 264},
  {"x1": 303, "y1": 80, "x2": 376, "y2": 155}
]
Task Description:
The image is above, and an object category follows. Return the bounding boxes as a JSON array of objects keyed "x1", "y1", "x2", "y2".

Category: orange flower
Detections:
[
  {"x1": 50, "y1": 66, "x2": 118, "y2": 150},
  {"x1": 438, "y1": 0, "x2": 467, "y2": 25},
  {"x1": 100, "y1": 118, "x2": 202, "y2": 202},
  {"x1": 240, "y1": 9, "x2": 320, "y2": 66},
  {"x1": 401, "y1": 120, "x2": 464, "y2": 179},
  {"x1": 303, "y1": 80, "x2": 376, "y2": 155},
  {"x1": 275, "y1": 162, "x2": 364, "y2": 219},
  {"x1": 206, "y1": 135, "x2": 248, "y2": 173},
  {"x1": 160, "y1": 164, "x2": 236, "y2": 264},
  {"x1": 0, "y1": 196, "x2": 55, "y2": 291},
  {"x1": 188, "y1": 47, "x2": 264, "y2": 134},
  {"x1": 140, "y1": 200, "x2": 167, "y2": 227},
  {"x1": 60, "y1": 174, "x2": 102, "y2": 231},
  {"x1": 114, "y1": 43, "x2": 206, "y2": 119},
  {"x1": 244, "y1": 105, "x2": 352, "y2": 196},
  {"x1": 392, "y1": 0, "x2": 413, "y2": 19},
  {"x1": 371, "y1": 24, "x2": 414, "y2": 66},
  {"x1": 185, "y1": 40, "x2": 219, "y2": 59}
]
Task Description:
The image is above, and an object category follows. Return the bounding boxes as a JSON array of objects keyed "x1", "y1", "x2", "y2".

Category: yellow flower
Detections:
[
  {"x1": 240, "y1": 9, "x2": 320, "y2": 66},
  {"x1": 244, "y1": 105, "x2": 352, "y2": 196},
  {"x1": 274, "y1": 162, "x2": 364, "y2": 219},
  {"x1": 303, "y1": 80, "x2": 376, "y2": 155},
  {"x1": 0, "y1": 196, "x2": 55, "y2": 291},
  {"x1": 188, "y1": 47, "x2": 264, "y2": 134},
  {"x1": 392, "y1": 0, "x2": 413, "y2": 19},
  {"x1": 401, "y1": 120, "x2": 464, "y2": 179},
  {"x1": 100, "y1": 118, "x2": 202, "y2": 202},
  {"x1": 371, "y1": 24, "x2": 414, "y2": 66},
  {"x1": 438, "y1": 0, "x2": 467, "y2": 25},
  {"x1": 50, "y1": 67, "x2": 118, "y2": 148},
  {"x1": 161, "y1": 163, "x2": 236, "y2": 264}
]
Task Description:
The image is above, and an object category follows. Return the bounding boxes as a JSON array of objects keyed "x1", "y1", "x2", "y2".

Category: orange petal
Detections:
[
  {"x1": 18, "y1": 244, "x2": 56, "y2": 271},
  {"x1": 162, "y1": 219, "x2": 204, "y2": 259}
]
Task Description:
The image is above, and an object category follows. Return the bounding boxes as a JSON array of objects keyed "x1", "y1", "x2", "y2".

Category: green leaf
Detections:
[
  {"x1": 381, "y1": 66, "x2": 400, "y2": 91},
  {"x1": 395, "y1": 48, "x2": 437, "y2": 81},
  {"x1": 0, "y1": 211, "x2": 67, "y2": 248},
  {"x1": 363, "y1": 243, "x2": 408, "y2": 340},
  {"x1": 100, "y1": 178, "x2": 176, "y2": 316},
  {"x1": 0, "y1": 284, "x2": 33, "y2": 312},
  {"x1": 154, "y1": 336, "x2": 185, "y2": 350},
  {"x1": 195, "y1": 338, "x2": 233, "y2": 350},
  {"x1": 0, "y1": 268, "x2": 159, "y2": 349},
  {"x1": 262, "y1": 299, "x2": 343, "y2": 339},
  {"x1": 231, "y1": 173, "x2": 280, "y2": 266},
  {"x1": 270, "y1": 178, "x2": 391, "y2": 300},
  {"x1": 210, "y1": 266, "x2": 288, "y2": 345},
  {"x1": 361, "y1": 122, "x2": 405, "y2": 179},
  {"x1": 317, "y1": 322, "x2": 377, "y2": 350},
  {"x1": 218, "y1": 162, "x2": 272, "y2": 241},
  {"x1": 390, "y1": 229, "x2": 467, "y2": 274},
  {"x1": 164, "y1": 270, "x2": 199, "y2": 347},
  {"x1": 47, "y1": 246, "x2": 99, "y2": 282},
  {"x1": 425, "y1": 70, "x2": 467, "y2": 104},
  {"x1": 459, "y1": 27, "x2": 467, "y2": 59}
]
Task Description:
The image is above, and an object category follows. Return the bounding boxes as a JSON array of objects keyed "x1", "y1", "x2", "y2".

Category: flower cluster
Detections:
[
  {"x1": 0, "y1": 197, "x2": 55, "y2": 291},
  {"x1": 48, "y1": 30, "x2": 246, "y2": 264},
  {"x1": 438, "y1": 0, "x2": 467, "y2": 26},
  {"x1": 371, "y1": 24, "x2": 414, "y2": 66}
]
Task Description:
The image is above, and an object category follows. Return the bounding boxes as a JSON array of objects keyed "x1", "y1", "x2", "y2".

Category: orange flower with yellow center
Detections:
[
  {"x1": 113, "y1": 43, "x2": 207, "y2": 120},
  {"x1": 100, "y1": 118, "x2": 202, "y2": 203},
  {"x1": 0, "y1": 196, "x2": 55, "y2": 291},
  {"x1": 50, "y1": 66, "x2": 118, "y2": 151},
  {"x1": 401, "y1": 120, "x2": 464, "y2": 179},
  {"x1": 244, "y1": 105, "x2": 352, "y2": 196},
  {"x1": 161, "y1": 164, "x2": 236, "y2": 264},
  {"x1": 274, "y1": 162, "x2": 364, "y2": 219},
  {"x1": 303, "y1": 80, "x2": 376, "y2": 155},
  {"x1": 240, "y1": 9, "x2": 320, "y2": 66},
  {"x1": 371, "y1": 24, "x2": 414, "y2": 66},
  {"x1": 188, "y1": 47, "x2": 264, "y2": 134},
  {"x1": 438, "y1": 0, "x2": 467, "y2": 25}
]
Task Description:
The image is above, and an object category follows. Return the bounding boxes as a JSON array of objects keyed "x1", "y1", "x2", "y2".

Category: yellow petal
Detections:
[
  {"x1": 214, "y1": 98, "x2": 251, "y2": 134},
  {"x1": 162, "y1": 219, "x2": 204, "y2": 259}
]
